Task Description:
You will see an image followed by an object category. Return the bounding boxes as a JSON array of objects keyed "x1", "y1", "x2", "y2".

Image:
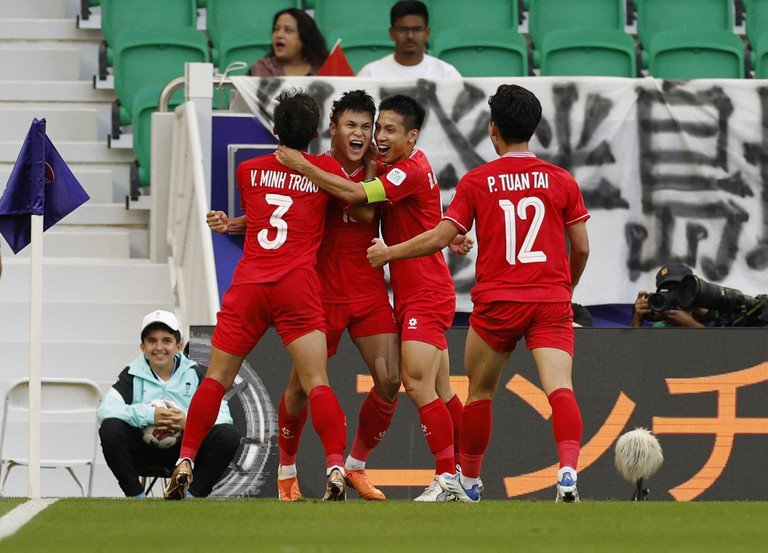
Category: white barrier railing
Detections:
[{"x1": 166, "y1": 101, "x2": 219, "y2": 334}]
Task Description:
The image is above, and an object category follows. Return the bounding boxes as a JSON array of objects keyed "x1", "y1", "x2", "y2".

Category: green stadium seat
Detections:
[
  {"x1": 750, "y1": 31, "x2": 768, "y2": 78},
  {"x1": 526, "y1": 0, "x2": 625, "y2": 51},
  {"x1": 326, "y1": 28, "x2": 393, "y2": 73},
  {"x1": 434, "y1": 28, "x2": 528, "y2": 77},
  {"x1": 99, "y1": 0, "x2": 198, "y2": 79},
  {"x1": 635, "y1": 0, "x2": 733, "y2": 50},
  {"x1": 644, "y1": 29, "x2": 745, "y2": 79},
  {"x1": 218, "y1": 27, "x2": 273, "y2": 74},
  {"x1": 112, "y1": 26, "x2": 209, "y2": 136},
  {"x1": 428, "y1": 0, "x2": 519, "y2": 38},
  {"x1": 206, "y1": 0, "x2": 301, "y2": 66},
  {"x1": 537, "y1": 28, "x2": 637, "y2": 77},
  {"x1": 744, "y1": 0, "x2": 768, "y2": 48},
  {"x1": 130, "y1": 86, "x2": 185, "y2": 192},
  {"x1": 313, "y1": 0, "x2": 391, "y2": 43}
]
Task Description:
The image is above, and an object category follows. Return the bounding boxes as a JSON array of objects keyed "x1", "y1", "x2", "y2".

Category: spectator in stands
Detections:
[
  {"x1": 630, "y1": 262, "x2": 711, "y2": 327},
  {"x1": 98, "y1": 310, "x2": 240, "y2": 498},
  {"x1": 357, "y1": 0, "x2": 461, "y2": 78},
  {"x1": 248, "y1": 8, "x2": 329, "y2": 77}
]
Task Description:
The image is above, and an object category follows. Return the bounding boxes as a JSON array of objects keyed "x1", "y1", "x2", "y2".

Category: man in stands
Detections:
[{"x1": 357, "y1": 0, "x2": 461, "y2": 78}]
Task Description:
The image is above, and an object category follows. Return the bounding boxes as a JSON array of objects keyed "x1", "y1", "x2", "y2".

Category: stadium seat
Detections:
[
  {"x1": 634, "y1": 0, "x2": 733, "y2": 51},
  {"x1": 537, "y1": 28, "x2": 637, "y2": 77},
  {"x1": 644, "y1": 29, "x2": 745, "y2": 79},
  {"x1": 428, "y1": 0, "x2": 519, "y2": 38},
  {"x1": 526, "y1": 0, "x2": 625, "y2": 51},
  {"x1": 744, "y1": 0, "x2": 768, "y2": 48},
  {"x1": 326, "y1": 28, "x2": 393, "y2": 73},
  {"x1": 0, "y1": 378, "x2": 102, "y2": 497},
  {"x1": 206, "y1": 0, "x2": 301, "y2": 67},
  {"x1": 112, "y1": 26, "x2": 209, "y2": 137},
  {"x1": 131, "y1": 85, "x2": 185, "y2": 192},
  {"x1": 218, "y1": 27, "x2": 273, "y2": 74},
  {"x1": 751, "y1": 31, "x2": 768, "y2": 78},
  {"x1": 434, "y1": 28, "x2": 528, "y2": 77},
  {"x1": 98, "y1": 0, "x2": 198, "y2": 80},
  {"x1": 313, "y1": 0, "x2": 392, "y2": 43}
]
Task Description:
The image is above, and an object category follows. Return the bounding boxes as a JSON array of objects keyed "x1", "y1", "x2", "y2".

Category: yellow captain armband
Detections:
[{"x1": 362, "y1": 178, "x2": 387, "y2": 204}]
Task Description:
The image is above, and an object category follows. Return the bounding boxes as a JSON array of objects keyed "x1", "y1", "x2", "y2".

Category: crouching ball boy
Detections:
[{"x1": 98, "y1": 310, "x2": 240, "y2": 497}]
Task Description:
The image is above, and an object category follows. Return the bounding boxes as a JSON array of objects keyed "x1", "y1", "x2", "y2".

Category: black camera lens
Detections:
[{"x1": 648, "y1": 289, "x2": 678, "y2": 312}]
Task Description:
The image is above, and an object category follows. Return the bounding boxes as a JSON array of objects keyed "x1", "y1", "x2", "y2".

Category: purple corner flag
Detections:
[{"x1": 0, "y1": 118, "x2": 90, "y2": 254}]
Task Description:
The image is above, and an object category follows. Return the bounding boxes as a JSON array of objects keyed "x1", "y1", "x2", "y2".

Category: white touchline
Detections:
[{"x1": 0, "y1": 498, "x2": 60, "y2": 541}]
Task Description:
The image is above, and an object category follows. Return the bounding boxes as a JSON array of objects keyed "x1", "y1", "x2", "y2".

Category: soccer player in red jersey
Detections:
[
  {"x1": 165, "y1": 89, "x2": 350, "y2": 501},
  {"x1": 367, "y1": 84, "x2": 591, "y2": 503},
  {"x1": 207, "y1": 91, "x2": 400, "y2": 501},
  {"x1": 276, "y1": 94, "x2": 472, "y2": 501}
]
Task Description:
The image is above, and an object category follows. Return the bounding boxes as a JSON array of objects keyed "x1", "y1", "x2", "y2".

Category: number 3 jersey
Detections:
[
  {"x1": 443, "y1": 152, "x2": 590, "y2": 304},
  {"x1": 233, "y1": 152, "x2": 343, "y2": 284}
]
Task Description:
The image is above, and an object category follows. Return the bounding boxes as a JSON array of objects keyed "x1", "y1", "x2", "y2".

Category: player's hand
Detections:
[
  {"x1": 207, "y1": 210, "x2": 229, "y2": 233},
  {"x1": 275, "y1": 145, "x2": 306, "y2": 171},
  {"x1": 367, "y1": 237, "x2": 389, "y2": 268},
  {"x1": 448, "y1": 234, "x2": 474, "y2": 256}
]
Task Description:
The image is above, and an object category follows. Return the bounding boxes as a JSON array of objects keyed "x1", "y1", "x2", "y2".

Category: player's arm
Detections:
[
  {"x1": 275, "y1": 145, "x2": 367, "y2": 204},
  {"x1": 348, "y1": 203, "x2": 376, "y2": 224},
  {"x1": 566, "y1": 221, "x2": 589, "y2": 290},
  {"x1": 367, "y1": 219, "x2": 461, "y2": 267},
  {"x1": 207, "y1": 210, "x2": 246, "y2": 234}
]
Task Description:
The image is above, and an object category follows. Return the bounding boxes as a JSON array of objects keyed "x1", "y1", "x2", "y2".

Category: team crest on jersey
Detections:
[{"x1": 386, "y1": 168, "x2": 407, "y2": 186}]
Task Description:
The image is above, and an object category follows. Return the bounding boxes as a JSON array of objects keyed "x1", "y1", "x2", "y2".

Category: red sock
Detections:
[
  {"x1": 459, "y1": 399, "x2": 492, "y2": 479},
  {"x1": 548, "y1": 388, "x2": 582, "y2": 470},
  {"x1": 179, "y1": 378, "x2": 226, "y2": 462},
  {"x1": 444, "y1": 394, "x2": 464, "y2": 468},
  {"x1": 308, "y1": 385, "x2": 347, "y2": 469},
  {"x1": 278, "y1": 393, "x2": 308, "y2": 466},
  {"x1": 349, "y1": 388, "x2": 397, "y2": 462},
  {"x1": 417, "y1": 398, "x2": 455, "y2": 475}
]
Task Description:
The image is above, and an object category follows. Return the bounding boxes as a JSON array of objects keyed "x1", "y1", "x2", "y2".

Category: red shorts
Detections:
[
  {"x1": 395, "y1": 291, "x2": 455, "y2": 350},
  {"x1": 211, "y1": 267, "x2": 326, "y2": 356},
  {"x1": 469, "y1": 301, "x2": 574, "y2": 356},
  {"x1": 324, "y1": 295, "x2": 399, "y2": 357}
]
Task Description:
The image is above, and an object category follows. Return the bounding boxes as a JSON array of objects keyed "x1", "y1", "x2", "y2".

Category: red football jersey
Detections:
[
  {"x1": 443, "y1": 152, "x2": 590, "y2": 303},
  {"x1": 378, "y1": 148, "x2": 454, "y2": 298},
  {"x1": 317, "y1": 153, "x2": 388, "y2": 303},
  {"x1": 232, "y1": 152, "x2": 342, "y2": 284}
]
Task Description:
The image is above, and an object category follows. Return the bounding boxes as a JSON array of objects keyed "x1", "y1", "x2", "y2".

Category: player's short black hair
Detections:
[
  {"x1": 391, "y1": 0, "x2": 429, "y2": 27},
  {"x1": 273, "y1": 89, "x2": 320, "y2": 150},
  {"x1": 270, "y1": 8, "x2": 329, "y2": 68},
  {"x1": 378, "y1": 94, "x2": 426, "y2": 132},
  {"x1": 331, "y1": 90, "x2": 376, "y2": 124},
  {"x1": 141, "y1": 322, "x2": 181, "y2": 344},
  {"x1": 488, "y1": 84, "x2": 542, "y2": 144}
]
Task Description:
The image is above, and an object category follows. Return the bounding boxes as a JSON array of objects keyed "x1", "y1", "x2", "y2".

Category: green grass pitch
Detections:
[{"x1": 1, "y1": 498, "x2": 766, "y2": 552}]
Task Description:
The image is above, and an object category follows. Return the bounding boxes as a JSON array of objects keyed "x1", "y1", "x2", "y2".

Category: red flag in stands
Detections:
[{"x1": 317, "y1": 40, "x2": 355, "y2": 76}]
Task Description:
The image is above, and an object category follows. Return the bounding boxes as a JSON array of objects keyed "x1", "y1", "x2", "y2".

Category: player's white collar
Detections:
[{"x1": 500, "y1": 151, "x2": 536, "y2": 158}]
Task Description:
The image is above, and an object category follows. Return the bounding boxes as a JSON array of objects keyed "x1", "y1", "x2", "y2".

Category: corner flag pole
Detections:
[{"x1": 28, "y1": 213, "x2": 43, "y2": 499}]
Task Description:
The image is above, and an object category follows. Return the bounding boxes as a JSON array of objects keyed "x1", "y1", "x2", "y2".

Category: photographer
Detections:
[{"x1": 630, "y1": 263, "x2": 710, "y2": 328}]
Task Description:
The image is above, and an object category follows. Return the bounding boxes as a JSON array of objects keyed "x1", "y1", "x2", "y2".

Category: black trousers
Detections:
[{"x1": 99, "y1": 418, "x2": 240, "y2": 497}]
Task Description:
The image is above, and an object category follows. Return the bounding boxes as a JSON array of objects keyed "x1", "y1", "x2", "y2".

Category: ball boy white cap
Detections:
[{"x1": 141, "y1": 310, "x2": 181, "y2": 336}]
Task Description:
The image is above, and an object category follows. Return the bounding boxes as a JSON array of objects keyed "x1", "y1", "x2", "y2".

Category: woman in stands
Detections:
[{"x1": 248, "y1": 8, "x2": 329, "y2": 77}]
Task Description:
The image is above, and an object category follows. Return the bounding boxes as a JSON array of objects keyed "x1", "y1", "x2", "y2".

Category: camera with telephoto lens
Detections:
[
  {"x1": 677, "y1": 275, "x2": 768, "y2": 327},
  {"x1": 647, "y1": 288, "x2": 679, "y2": 313}
]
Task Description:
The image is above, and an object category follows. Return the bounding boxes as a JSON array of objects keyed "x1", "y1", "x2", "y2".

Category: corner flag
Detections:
[
  {"x1": 317, "y1": 39, "x2": 356, "y2": 76},
  {"x1": 0, "y1": 118, "x2": 90, "y2": 253}
]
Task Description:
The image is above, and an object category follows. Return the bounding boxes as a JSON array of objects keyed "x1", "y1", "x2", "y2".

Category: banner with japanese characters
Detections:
[
  {"x1": 231, "y1": 76, "x2": 768, "y2": 312},
  {"x1": 193, "y1": 325, "x2": 768, "y2": 501}
]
